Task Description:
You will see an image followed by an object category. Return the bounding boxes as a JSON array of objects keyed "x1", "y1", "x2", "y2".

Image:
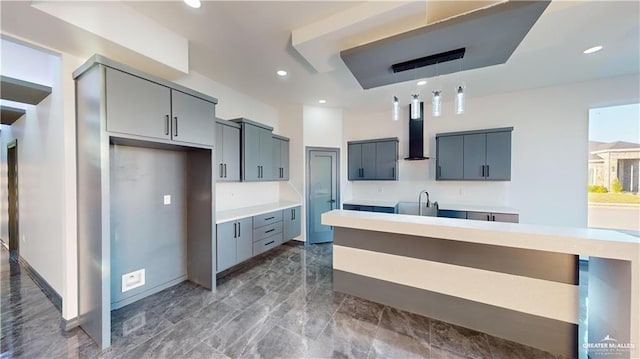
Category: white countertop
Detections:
[
  {"x1": 216, "y1": 201, "x2": 301, "y2": 224},
  {"x1": 437, "y1": 203, "x2": 519, "y2": 214},
  {"x1": 343, "y1": 200, "x2": 398, "y2": 207},
  {"x1": 322, "y1": 210, "x2": 640, "y2": 260}
]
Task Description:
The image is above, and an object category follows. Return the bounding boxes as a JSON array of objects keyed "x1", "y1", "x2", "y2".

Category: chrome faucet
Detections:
[{"x1": 418, "y1": 190, "x2": 430, "y2": 216}]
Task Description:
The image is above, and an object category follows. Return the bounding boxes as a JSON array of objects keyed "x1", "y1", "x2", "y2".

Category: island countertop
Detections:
[{"x1": 322, "y1": 210, "x2": 639, "y2": 260}]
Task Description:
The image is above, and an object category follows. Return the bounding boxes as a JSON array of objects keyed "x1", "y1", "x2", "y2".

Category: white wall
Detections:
[
  {"x1": 174, "y1": 71, "x2": 282, "y2": 211},
  {"x1": 344, "y1": 74, "x2": 640, "y2": 227}
]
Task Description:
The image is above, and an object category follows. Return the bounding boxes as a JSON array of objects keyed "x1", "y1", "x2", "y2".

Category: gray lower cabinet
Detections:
[
  {"x1": 216, "y1": 218, "x2": 252, "y2": 273},
  {"x1": 283, "y1": 206, "x2": 301, "y2": 241},
  {"x1": 348, "y1": 138, "x2": 399, "y2": 181},
  {"x1": 215, "y1": 120, "x2": 240, "y2": 182},
  {"x1": 253, "y1": 210, "x2": 283, "y2": 255},
  {"x1": 436, "y1": 128, "x2": 512, "y2": 181},
  {"x1": 466, "y1": 211, "x2": 519, "y2": 223},
  {"x1": 272, "y1": 135, "x2": 290, "y2": 181},
  {"x1": 233, "y1": 118, "x2": 273, "y2": 181},
  {"x1": 437, "y1": 209, "x2": 467, "y2": 219},
  {"x1": 105, "y1": 67, "x2": 215, "y2": 147},
  {"x1": 343, "y1": 204, "x2": 397, "y2": 213}
]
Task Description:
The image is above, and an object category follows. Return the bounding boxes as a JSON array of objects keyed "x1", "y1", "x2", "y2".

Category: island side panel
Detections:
[{"x1": 332, "y1": 227, "x2": 578, "y2": 358}]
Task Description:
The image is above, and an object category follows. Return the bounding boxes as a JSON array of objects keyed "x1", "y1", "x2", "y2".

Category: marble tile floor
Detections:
[{"x1": 1, "y1": 243, "x2": 585, "y2": 359}]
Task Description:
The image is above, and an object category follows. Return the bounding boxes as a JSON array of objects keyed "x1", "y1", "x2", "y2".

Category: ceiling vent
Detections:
[{"x1": 392, "y1": 48, "x2": 466, "y2": 74}]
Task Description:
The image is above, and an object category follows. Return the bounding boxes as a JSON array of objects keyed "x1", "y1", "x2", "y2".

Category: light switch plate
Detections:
[{"x1": 163, "y1": 195, "x2": 171, "y2": 205}]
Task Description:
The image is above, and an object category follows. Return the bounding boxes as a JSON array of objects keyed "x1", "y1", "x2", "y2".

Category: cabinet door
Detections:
[
  {"x1": 361, "y1": 142, "x2": 377, "y2": 180},
  {"x1": 171, "y1": 90, "x2": 215, "y2": 146},
  {"x1": 491, "y1": 213, "x2": 519, "y2": 223},
  {"x1": 485, "y1": 131, "x2": 511, "y2": 181},
  {"x1": 216, "y1": 221, "x2": 237, "y2": 272},
  {"x1": 105, "y1": 68, "x2": 171, "y2": 140},
  {"x1": 272, "y1": 137, "x2": 281, "y2": 179},
  {"x1": 438, "y1": 210, "x2": 467, "y2": 219},
  {"x1": 348, "y1": 143, "x2": 362, "y2": 180},
  {"x1": 463, "y1": 133, "x2": 487, "y2": 180},
  {"x1": 467, "y1": 211, "x2": 492, "y2": 221},
  {"x1": 222, "y1": 125, "x2": 240, "y2": 182},
  {"x1": 243, "y1": 124, "x2": 261, "y2": 181},
  {"x1": 375, "y1": 141, "x2": 398, "y2": 180},
  {"x1": 215, "y1": 123, "x2": 224, "y2": 181},
  {"x1": 259, "y1": 128, "x2": 273, "y2": 180},
  {"x1": 280, "y1": 140, "x2": 289, "y2": 180},
  {"x1": 236, "y1": 218, "x2": 253, "y2": 263},
  {"x1": 436, "y1": 135, "x2": 464, "y2": 180},
  {"x1": 283, "y1": 206, "x2": 301, "y2": 242}
]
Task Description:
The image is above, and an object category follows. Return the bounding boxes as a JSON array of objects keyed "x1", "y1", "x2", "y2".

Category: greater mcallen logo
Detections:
[{"x1": 583, "y1": 334, "x2": 635, "y2": 353}]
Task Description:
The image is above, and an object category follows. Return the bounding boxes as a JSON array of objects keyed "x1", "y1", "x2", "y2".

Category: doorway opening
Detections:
[
  {"x1": 306, "y1": 147, "x2": 340, "y2": 244},
  {"x1": 587, "y1": 103, "x2": 640, "y2": 235},
  {"x1": 7, "y1": 139, "x2": 19, "y2": 261}
]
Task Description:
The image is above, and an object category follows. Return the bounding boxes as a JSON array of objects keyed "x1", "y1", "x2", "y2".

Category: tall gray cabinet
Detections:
[
  {"x1": 215, "y1": 119, "x2": 240, "y2": 182},
  {"x1": 232, "y1": 118, "x2": 273, "y2": 181},
  {"x1": 74, "y1": 55, "x2": 217, "y2": 349},
  {"x1": 436, "y1": 127, "x2": 513, "y2": 181}
]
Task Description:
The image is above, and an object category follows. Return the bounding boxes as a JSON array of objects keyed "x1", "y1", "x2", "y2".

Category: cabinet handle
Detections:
[
  {"x1": 492, "y1": 215, "x2": 496, "y2": 221},
  {"x1": 292, "y1": 209, "x2": 295, "y2": 220},
  {"x1": 486, "y1": 214, "x2": 490, "y2": 221},
  {"x1": 165, "y1": 115, "x2": 170, "y2": 135},
  {"x1": 233, "y1": 222, "x2": 237, "y2": 238},
  {"x1": 392, "y1": 167, "x2": 395, "y2": 178},
  {"x1": 224, "y1": 164, "x2": 227, "y2": 178},
  {"x1": 265, "y1": 216, "x2": 275, "y2": 220},
  {"x1": 257, "y1": 166, "x2": 261, "y2": 178},
  {"x1": 173, "y1": 116, "x2": 178, "y2": 136},
  {"x1": 265, "y1": 229, "x2": 275, "y2": 234},
  {"x1": 481, "y1": 165, "x2": 485, "y2": 177},
  {"x1": 238, "y1": 222, "x2": 241, "y2": 236},
  {"x1": 486, "y1": 165, "x2": 490, "y2": 178},
  {"x1": 265, "y1": 241, "x2": 275, "y2": 246}
]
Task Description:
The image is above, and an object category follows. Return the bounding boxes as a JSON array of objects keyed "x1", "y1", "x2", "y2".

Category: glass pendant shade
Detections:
[
  {"x1": 392, "y1": 96, "x2": 399, "y2": 121},
  {"x1": 432, "y1": 91, "x2": 442, "y2": 117},
  {"x1": 455, "y1": 85, "x2": 465, "y2": 115},
  {"x1": 411, "y1": 94, "x2": 420, "y2": 119}
]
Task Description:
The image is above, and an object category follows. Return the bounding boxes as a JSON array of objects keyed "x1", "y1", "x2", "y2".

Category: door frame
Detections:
[
  {"x1": 305, "y1": 146, "x2": 340, "y2": 244},
  {"x1": 7, "y1": 139, "x2": 18, "y2": 257}
]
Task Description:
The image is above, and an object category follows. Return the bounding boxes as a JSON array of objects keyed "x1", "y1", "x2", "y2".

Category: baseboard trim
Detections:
[
  {"x1": 16, "y1": 255, "x2": 63, "y2": 312},
  {"x1": 60, "y1": 316, "x2": 80, "y2": 331}
]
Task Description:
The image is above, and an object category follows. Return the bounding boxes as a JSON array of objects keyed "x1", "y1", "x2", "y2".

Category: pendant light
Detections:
[
  {"x1": 455, "y1": 85, "x2": 465, "y2": 115},
  {"x1": 432, "y1": 90, "x2": 442, "y2": 117},
  {"x1": 411, "y1": 94, "x2": 420, "y2": 119},
  {"x1": 392, "y1": 96, "x2": 399, "y2": 121}
]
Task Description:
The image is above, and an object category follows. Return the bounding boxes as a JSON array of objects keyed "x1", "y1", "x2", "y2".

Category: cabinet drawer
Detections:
[
  {"x1": 253, "y1": 233, "x2": 282, "y2": 256},
  {"x1": 253, "y1": 211, "x2": 282, "y2": 228},
  {"x1": 253, "y1": 222, "x2": 283, "y2": 242},
  {"x1": 438, "y1": 210, "x2": 467, "y2": 219}
]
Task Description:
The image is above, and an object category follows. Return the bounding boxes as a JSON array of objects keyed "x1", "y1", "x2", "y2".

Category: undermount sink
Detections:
[{"x1": 397, "y1": 201, "x2": 439, "y2": 217}]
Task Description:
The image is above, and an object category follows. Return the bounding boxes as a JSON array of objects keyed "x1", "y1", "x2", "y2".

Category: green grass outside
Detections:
[{"x1": 588, "y1": 192, "x2": 640, "y2": 204}]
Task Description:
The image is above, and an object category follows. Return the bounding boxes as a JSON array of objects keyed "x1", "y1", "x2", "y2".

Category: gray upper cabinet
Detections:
[
  {"x1": 106, "y1": 67, "x2": 171, "y2": 140},
  {"x1": 436, "y1": 127, "x2": 512, "y2": 181},
  {"x1": 232, "y1": 118, "x2": 273, "y2": 182},
  {"x1": 272, "y1": 135, "x2": 290, "y2": 181},
  {"x1": 105, "y1": 67, "x2": 215, "y2": 147},
  {"x1": 436, "y1": 135, "x2": 464, "y2": 180},
  {"x1": 348, "y1": 138, "x2": 398, "y2": 181},
  {"x1": 171, "y1": 90, "x2": 215, "y2": 146},
  {"x1": 215, "y1": 120, "x2": 240, "y2": 182},
  {"x1": 282, "y1": 206, "x2": 301, "y2": 241}
]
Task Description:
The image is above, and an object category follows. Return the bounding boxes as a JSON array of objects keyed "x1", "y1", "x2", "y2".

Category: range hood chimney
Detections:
[{"x1": 405, "y1": 102, "x2": 429, "y2": 161}]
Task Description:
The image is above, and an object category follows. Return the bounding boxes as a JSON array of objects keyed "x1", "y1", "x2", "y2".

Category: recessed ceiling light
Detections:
[
  {"x1": 417, "y1": 80, "x2": 427, "y2": 86},
  {"x1": 184, "y1": 0, "x2": 201, "y2": 8},
  {"x1": 583, "y1": 45, "x2": 603, "y2": 54},
  {"x1": 318, "y1": 100, "x2": 327, "y2": 104},
  {"x1": 276, "y1": 70, "x2": 288, "y2": 77}
]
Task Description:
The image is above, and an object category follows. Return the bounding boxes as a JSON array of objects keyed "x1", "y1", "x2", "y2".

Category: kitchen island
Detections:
[{"x1": 322, "y1": 210, "x2": 640, "y2": 359}]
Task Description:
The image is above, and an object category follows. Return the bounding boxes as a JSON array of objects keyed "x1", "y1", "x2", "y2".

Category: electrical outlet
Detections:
[
  {"x1": 122, "y1": 269, "x2": 145, "y2": 292},
  {"x1": 163, "y1": 195, "x2": 171, "y2": 205}
]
